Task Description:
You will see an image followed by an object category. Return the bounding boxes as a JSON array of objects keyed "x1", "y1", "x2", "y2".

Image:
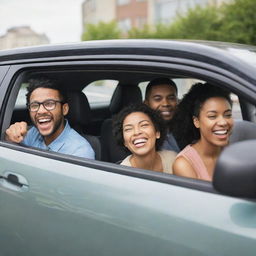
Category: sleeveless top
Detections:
[
  {"x1": 176, "y1": 145, "x2": 211, "y2": 181},
  {"x1": 120, "y1": 150, "x2": 177, "y2": 174}
]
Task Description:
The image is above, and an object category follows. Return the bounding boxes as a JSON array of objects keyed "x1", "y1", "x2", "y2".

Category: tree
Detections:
[
  {"x1": 220, "y1": 0, "x2": 256, "y2": 45},
  {"x1": 81, "y1": 21, "x2": 121, "y2": 41},
  {"x1": 81, "y1": 0, "x2": 256, "y2": 45},
  {"x1": 128, "y1": 5, "x2": 223, "y2": 41},
  {"x1": 127, "y1": 25, "x2": 154, "y2": 39},
  {"x1": 164, "y1": 5, "x2": 223, "y2": 40}
]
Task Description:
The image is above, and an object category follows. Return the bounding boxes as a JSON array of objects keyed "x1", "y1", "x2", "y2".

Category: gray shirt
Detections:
[{"x1": 161, "y1": 132, "x2": 180, "y2": 153}]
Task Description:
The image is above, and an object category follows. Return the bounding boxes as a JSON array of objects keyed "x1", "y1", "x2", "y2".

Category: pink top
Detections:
[{"x1": 177, "y1": 145, "x2": 211, "y2": 181}]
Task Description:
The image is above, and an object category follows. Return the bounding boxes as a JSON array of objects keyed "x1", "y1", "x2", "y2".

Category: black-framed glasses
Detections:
[{"x1": 27, "y1": 100, "x2": 63, "y2": 112}]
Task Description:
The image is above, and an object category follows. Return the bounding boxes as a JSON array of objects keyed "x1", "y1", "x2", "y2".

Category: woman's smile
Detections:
[{"x1": 123, "y1": 111, "x2": 160, "y2": 156}]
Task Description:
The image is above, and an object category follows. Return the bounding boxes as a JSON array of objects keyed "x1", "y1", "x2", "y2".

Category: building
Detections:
[
  {"x1": 82, "y1": 0, "x2": 149, "y2": 34},
  {"x1": 116, "y1": 0, "x2": 148, "y2": 32},
  {"x1": 81, "y1": 0, "x2": 233, "y2": 35},
  {"x1": 151, "y1": 0, "x2": 232, "y2": 25},
  {"x1": 0, "y1": 26, "x2": 49, "y2": 50},
  {"x1": 82, "y1": 0, "x2": 116, "y2": 32}
]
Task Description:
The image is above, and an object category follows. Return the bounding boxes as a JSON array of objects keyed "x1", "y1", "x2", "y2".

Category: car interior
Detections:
[{"x1": 9, "y1": 67, "x2": 256, "y2": 165}]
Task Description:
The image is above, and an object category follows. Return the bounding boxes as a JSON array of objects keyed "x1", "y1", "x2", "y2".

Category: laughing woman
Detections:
[
  {"x1": 172, "y1": 83, "x2": 234, "y2": 181},
  {"x1": 113, "y1": 104, "x2": 177, "y2": 173}
]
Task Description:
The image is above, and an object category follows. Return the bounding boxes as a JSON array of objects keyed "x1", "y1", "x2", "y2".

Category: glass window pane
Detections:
[{"x1": 82, "y1": 80, "x2": 118, "y2": 106}]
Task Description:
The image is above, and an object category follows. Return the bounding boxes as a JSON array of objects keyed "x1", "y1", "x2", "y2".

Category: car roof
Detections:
[
  {"x1": 1, "y1": 39, "x2": 256, "y2": 92},
  {"x1": 0, "y1": 39, "x2": 255, "y2": 65}
]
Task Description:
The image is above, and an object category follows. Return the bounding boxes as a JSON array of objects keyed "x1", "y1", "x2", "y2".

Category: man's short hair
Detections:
[
  {"x1": 145, "y1": 77, "x2": 177, "y2": 100},
  {"x1": 26, "y1": 77, "x2": 67, "y2": 104}
]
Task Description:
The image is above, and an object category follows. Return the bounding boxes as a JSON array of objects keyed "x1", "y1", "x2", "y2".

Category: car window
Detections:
[
  {"x1": 138, "y1": 78, "x2": 242, "y2": 120},
  {"x1": 138, "y1": 78, "x2": 204, "y2": 100},
  {"x1": 17, "y1": 78, "x2": 242, "y2": 120},
  {"x1": 230, "y1": 94, "x2": 242, "y2": 120},
  {"x1": 15, "y1": 83, "x2": 28, "y2": 107},
  {"x1": 15, "y1": 80, "x2": 119, "y2": 108},
  {"x1": 82, "y1": 80, "x2": 118, "y2": 107}
]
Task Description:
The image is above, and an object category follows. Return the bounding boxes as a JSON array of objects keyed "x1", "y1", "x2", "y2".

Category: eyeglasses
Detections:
[{"x1": 27, "y1": 100, "x2": 63, "y2": 112}]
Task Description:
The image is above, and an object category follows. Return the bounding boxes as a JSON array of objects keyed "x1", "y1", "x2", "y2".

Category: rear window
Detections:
[{"x1": 82, "y1": 80, "x2": 118, "y2": 107}]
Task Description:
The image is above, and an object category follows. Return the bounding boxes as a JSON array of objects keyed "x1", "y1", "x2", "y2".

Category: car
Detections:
[{"x1": 0, "y1": 39, "x2": 256, "y2": 256}]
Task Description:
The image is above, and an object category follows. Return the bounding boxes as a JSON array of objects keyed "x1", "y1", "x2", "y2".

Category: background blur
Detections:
[{"x1": 0, "y1": 0, "x2": 255, "y2": 49}]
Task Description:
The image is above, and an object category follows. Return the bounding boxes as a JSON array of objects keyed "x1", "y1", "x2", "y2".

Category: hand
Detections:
[{"x1": 5, "y1": 121, "x2": 28, "y2": 143}]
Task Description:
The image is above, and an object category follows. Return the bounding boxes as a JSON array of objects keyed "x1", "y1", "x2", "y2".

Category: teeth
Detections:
[
  {"x1": 214, "y1": 130, "x2": 227, "y2": 135},
  {"x1": 133, "y1": 138, "x2": 147, "y2": 145},
  {"x1": 161, "y1": 111, "x2": 171, "y2": 116},
  {"x1": 38, "y1": 118, "x2": 51, "y2": 123}
]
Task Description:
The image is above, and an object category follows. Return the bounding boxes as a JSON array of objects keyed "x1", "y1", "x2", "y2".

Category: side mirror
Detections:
[{"x1": 213, "y1": 140, "x2": 256, "y2": 198}]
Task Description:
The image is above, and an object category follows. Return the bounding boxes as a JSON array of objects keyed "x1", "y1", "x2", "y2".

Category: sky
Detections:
[{"x1": 0, "y1": 0, "x2": 85, "y2": 44}]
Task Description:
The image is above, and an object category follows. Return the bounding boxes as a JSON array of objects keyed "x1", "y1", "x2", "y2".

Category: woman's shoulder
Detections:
[
  {"x1": 158, "y1": 150, "x2": 177, "y2": 174},
  {"x1": 173, "y1": 155, "x2": 192, "y2": 169},
  {"x1": 120, "y1": 155, "x2": 132, "y2": 166},
  {"x1": 177, "y1": 144, "x2": 202, "y2": 161},
  {"x1": 177, "y1": 144, "x2": 193, "y2": 155},
  {"x1": 173, "y1": 154, "x2": 198, "y2": 179}
]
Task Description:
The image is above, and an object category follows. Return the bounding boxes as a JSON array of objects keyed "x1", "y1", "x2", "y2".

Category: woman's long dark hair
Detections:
[{"x1": 171, "y1": 82, "x2": 232, "y2": 149}]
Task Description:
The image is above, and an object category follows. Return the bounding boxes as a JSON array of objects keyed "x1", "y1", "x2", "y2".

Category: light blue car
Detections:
[{"x1": 0, "y1": 39, "x2": 256, "y2": 256}]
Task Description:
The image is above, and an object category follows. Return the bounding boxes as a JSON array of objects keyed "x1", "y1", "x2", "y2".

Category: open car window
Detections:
[
  {"x1": 82, "y1": 79, "x2": 118, "y2": 107},
  {"x1": 2, "y1": 63, "x2": 254, "y2": 193},
  {"x1": 138, "y1": 78, "x2": 242, "y2": 120}
]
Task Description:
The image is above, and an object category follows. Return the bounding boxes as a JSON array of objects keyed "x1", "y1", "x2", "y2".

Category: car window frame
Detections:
[
  {"x1": 82, "y1": 79, "x2": 119, "y2": 108},
  {"x1": 1, "y1": 58, "x2": 256, "y2": 197}
]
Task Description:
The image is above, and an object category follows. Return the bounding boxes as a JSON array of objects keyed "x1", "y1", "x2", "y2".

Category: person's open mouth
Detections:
[{"x1": 133, "y1": 138, "x2": 147, "y2": 148}]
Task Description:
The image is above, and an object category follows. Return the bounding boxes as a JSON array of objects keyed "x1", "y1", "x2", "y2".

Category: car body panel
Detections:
[
  {"x1": 0, "y1": 145, "x2": 256, "y2": 256},
  {"x1": 0, "y1": 40, "x2": 256, "y2": 255}
]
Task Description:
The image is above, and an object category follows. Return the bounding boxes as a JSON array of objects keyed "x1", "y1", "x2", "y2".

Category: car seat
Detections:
[
  {"x1": 100, "y1": 83, "x2": 143, "y2": 163},
  {"x1": 67, "y1": 90, "x2": 101, "y2": 160}
]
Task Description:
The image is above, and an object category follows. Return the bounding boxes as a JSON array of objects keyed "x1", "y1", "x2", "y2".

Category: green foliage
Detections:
[
  {"x1": 127, "y1": 6, "x2": 223, "y2": 40},
  {"x1": 127, "y1": 25, "x2": 154, "y2": 39},
  {"x1": 166, "y1": 5, "x2": 223, "y2": 40},
  {"x1": 220, "y1": 0, "x2": 256, "y2": 44},
  {"x1": 154, "y1": 0, "x2": 256, "y2": 44},
  {"x1": 127, "y1": 23, "x2": 173, "y2": 39},
  {"x1": 81, "y1": 21, "x2": 121, "y2": 41},
  {"x1": 81, "y1": 0, "x2": 256, "y2": 45}
]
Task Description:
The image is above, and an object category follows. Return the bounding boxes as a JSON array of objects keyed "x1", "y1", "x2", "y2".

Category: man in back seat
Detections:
[
  {"x1": 5, "y1": 77, "x2": 95, "y2": 159},
  {"x1": 144, "y1": 77, "x2": 180, "y2": 152}
]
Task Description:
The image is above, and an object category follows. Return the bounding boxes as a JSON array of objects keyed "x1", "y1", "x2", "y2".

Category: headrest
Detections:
[
  {"x1": 66, "y1": 91, "x2": 92, "y2": 127},
  {"x1": 109, "y1": 84, "x2": 142, "y2": 114}
]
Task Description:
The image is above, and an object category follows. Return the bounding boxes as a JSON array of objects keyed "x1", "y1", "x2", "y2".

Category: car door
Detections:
[{"x1": 1, "y1": 141, "x2": 256, "y2": 256}]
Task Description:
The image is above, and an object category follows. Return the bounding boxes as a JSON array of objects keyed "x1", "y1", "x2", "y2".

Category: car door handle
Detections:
[{"x1": 0, "y1": 171, "x2": 29, "y2": 192}]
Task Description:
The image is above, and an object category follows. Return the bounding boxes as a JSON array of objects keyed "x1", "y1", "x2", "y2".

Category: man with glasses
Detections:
[{"x1": 5, "y1": 77, "x2": 95, "y2": 159}]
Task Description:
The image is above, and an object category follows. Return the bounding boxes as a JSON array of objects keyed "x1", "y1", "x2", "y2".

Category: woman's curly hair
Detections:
[
  {"x1": 171, "y1": 82, "x2": 232, "y2": 150},
  {"x1": 112, "y1": 103, "x2": 167, "y2": 151}
]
